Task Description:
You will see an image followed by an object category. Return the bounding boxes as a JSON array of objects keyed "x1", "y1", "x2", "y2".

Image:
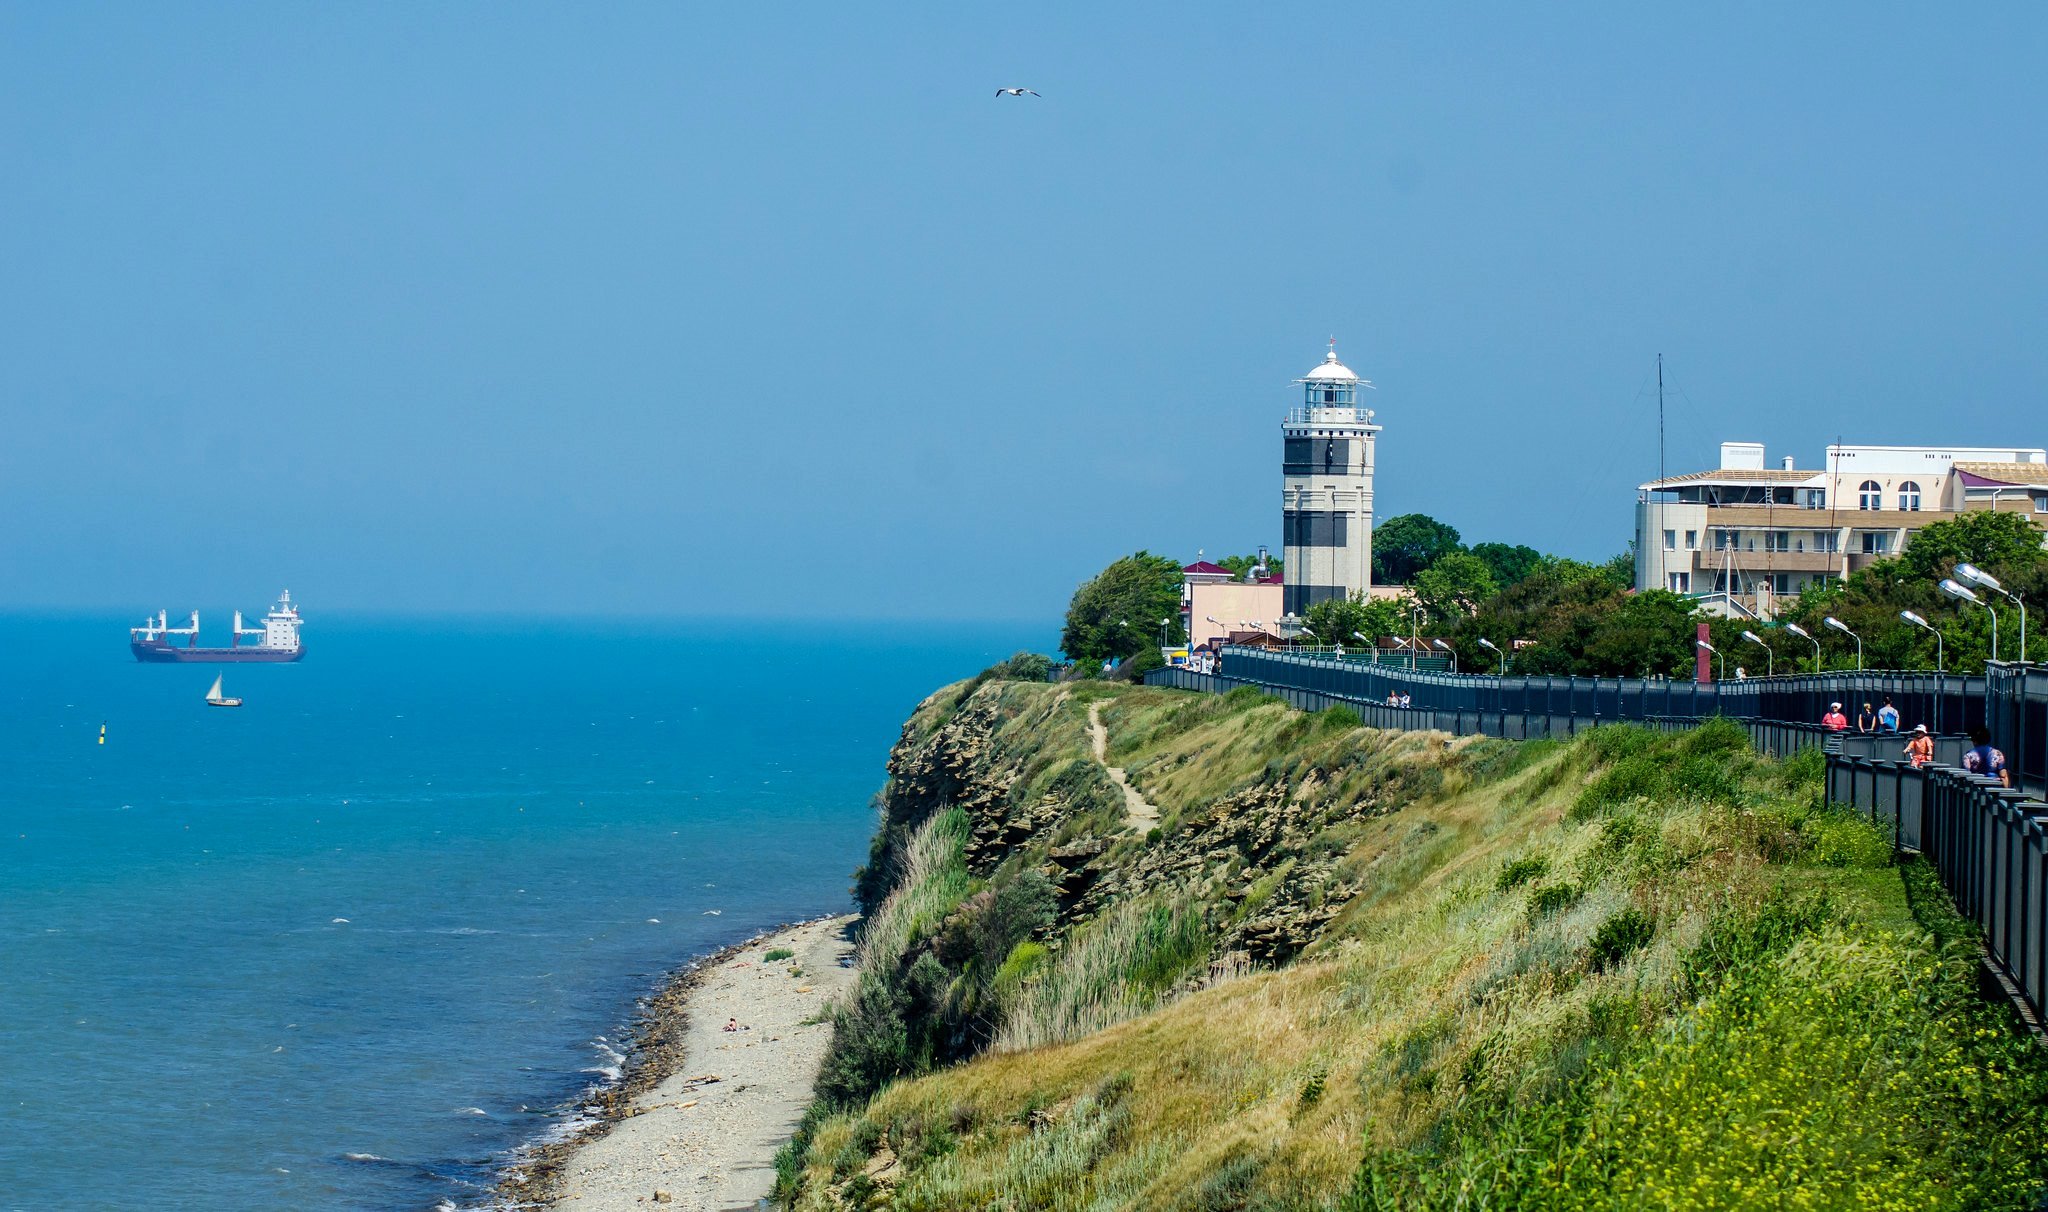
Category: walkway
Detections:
[{"x1": 1089, "y1": 700, "x2": 1160, "y2": 831}]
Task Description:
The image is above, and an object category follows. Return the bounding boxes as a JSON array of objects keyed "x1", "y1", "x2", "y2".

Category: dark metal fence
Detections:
[{"x1": 1827, "y1": 755, "x2": 2048, "y2": 1027}]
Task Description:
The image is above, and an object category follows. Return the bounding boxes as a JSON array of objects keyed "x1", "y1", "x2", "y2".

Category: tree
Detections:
[
  {"x1": 1061, "y1": 552, "x2": 1185, "y2": 666},
  {"x1": 1894, "y1": 510, "x2": 2047, "y2": 585},
  {"x1": 1412, "y1": 552, "x2": 1498, "y2": 623},
  {"x1": 1304, "y1": 592, "x2": 1406, "y2": 648},
  {"x1": 1468, "y1": 542, "x2": 1544, "y2": 589},
  {"x1": 1372, "y1": 514, "x2": 1462, "y2": 585}
]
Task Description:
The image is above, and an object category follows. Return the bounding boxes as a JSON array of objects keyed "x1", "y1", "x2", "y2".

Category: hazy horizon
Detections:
[{"x1": 7, "y1": 4, "x2": 2047, "y2": 619}]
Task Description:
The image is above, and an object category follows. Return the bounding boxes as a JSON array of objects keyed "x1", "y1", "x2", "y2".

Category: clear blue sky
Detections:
[{"x1": 5, "y1": 4, "x2": 2046, "y2": 620}]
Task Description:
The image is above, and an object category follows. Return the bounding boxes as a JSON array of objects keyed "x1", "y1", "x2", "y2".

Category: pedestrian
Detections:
[
  {"x1": 1399, "y1": 692, "x2": 1412, "y2": 710},
  {"x1": 1962, "y1": 726, "x2": 2011, "y2": 788},
  {"x1": 1821, "y1": 701, "x2": 1849, "y2": 732},
  {"x1": 1877, "y1": 697, "x2": 1900, "y2": 732},
  {"x1": 1855, "y1": 702, "x2": 1877, "y2": 733},
  {"x1": 1386, "y1": 690, "x2": 1399, "y2": 707},
  {"x1": 1905, "y1": 724, "x2": 1934, "y2": 767}
]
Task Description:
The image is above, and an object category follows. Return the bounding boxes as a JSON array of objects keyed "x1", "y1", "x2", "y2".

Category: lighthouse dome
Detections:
[{"x1": 1300, "y1": 345, "x2": 1362, "y2": 384}]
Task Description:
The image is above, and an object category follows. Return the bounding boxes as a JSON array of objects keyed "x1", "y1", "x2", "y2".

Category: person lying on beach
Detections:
[{"x1": 724, "y1": 1018, "x2": 738, "y2": 1032}]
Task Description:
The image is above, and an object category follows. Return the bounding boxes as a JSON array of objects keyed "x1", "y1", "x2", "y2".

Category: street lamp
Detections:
[
  {"x1": 1900, "y1": 610, "x2": 1943, "y2": 672},
  {"x1": 1159, "y1": 617, "x2": 1171, "y2": 648},
  {"x1": 1477, "y1": 637, "x2": 1506, "y2": 676},
  {"x1": 1431, "y1": 637, "x2": 1458, "y2": 673},
  {"x1": 1740, "y1": 629, "x2": 1773, "y2": 678},
  {"x1": 1409, "y1": 605, "x2": 1423, "y2": 671},
  {"x1": 1956, "y1": 563, "x2": 2027, "y2": 662},
  {"x1": 1823, "y1": 616, "x2": 1862, "y2": 671},
  {"x1": 1299, "y1": 625, "x2": 1317, "y2": 650},
  {"x1": 1696, "y1": 638, "x2": 1723, "y2": 683},
  {"x1": 1783, "y1": 621, "x2": 1822, "y2": 673},
  {"x1": 1940, "y1": 578, "x2": 1997, "y2": 661},
  {"x1": 1902, "y1": 608, "x2": 1947, "y2": 734}
]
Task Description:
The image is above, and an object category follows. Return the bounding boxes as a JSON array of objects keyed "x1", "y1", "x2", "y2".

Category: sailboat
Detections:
[{"x1": 204, "y1": 674, "x2": 243, "y2": 708}]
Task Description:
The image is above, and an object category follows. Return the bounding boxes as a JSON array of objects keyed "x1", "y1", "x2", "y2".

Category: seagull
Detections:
[{"x1": 995, "y1": 87, "x2": 1040, "y2": 98}]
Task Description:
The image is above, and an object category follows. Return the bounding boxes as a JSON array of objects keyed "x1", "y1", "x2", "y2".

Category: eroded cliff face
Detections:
[{"x1": 865, "y1": 681, "x2": 1444, "y2": 975}]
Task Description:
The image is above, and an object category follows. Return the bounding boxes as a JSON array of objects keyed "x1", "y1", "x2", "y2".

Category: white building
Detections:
[
  {"x1": 1281, "y1": 342, "x2": 1379, "y2": 621},
  {"x1": 1637, "y1": 441, "x2": 2048, "y2": 617}
]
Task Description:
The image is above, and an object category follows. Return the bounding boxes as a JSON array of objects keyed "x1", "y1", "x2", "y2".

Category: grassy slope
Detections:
[{"x1": 792, "y1": 682, "x2": 2048, "y2": 1211}]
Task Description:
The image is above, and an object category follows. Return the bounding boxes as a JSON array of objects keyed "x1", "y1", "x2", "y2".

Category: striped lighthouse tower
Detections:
[{"x1": 1280, "y1": 340, "x2": 1379, "y2": 623}]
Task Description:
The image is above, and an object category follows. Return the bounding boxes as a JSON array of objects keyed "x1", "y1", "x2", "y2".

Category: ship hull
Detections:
[{"x1": 131, "y1": 641, "x2": 304, "y2": 664}]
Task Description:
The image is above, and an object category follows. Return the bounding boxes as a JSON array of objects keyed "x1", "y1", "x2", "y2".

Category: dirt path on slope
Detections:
[{"x1": 1089, "y1": 700, "x2": 1161, "y2": 831}]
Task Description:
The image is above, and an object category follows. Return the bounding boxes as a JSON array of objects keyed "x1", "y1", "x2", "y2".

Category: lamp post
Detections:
[
  {"x1": 1901, "y1": 608, "x2": 1946, "y2": 734},
  {"x1": 1956, "y1": 563, "x2": 2027, "y2": 662},
  {"x1": 1477, "y1": 637, "x2": 1506, "y2": 676},
  {"x1": 1409, "y1": 606, "x2": 1423, "y2": 672},
  {"x1": 1784, "y1": 621, "x2": 1821, "y2": 673},
  {"x1": 1299, "y1": 625, "x2": 1317, "y2": 650},
  {"x1": 1159, "y1": 617, "x2": 1171, "y2": 649},
  {"x1": 1900, "y1": 610, "x2": 1943, "y2": 672},
  {"x1": 1431, "y1": 637, "x2": 1457, "y2": 674},
  {"x1": 1940, "y1": 578, "x2": 1996, "y2": 662},
  {"x1": 1740, "y1": 629, "x2": 1773, "y2": 678},
  {"x1": 1696, "y1": 638, "x2": 1723, "y2": 683},
  {"x1": 1823, "y1": 616, "x2": 1862, "y2": 671}
]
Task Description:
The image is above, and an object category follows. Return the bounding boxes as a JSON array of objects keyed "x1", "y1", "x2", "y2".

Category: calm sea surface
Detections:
[{"x1": 0, "y1": 615, "x2": 1037, "y2": 1211}]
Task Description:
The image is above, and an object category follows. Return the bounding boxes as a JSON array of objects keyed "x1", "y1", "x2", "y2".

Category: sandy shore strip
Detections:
[{"x1": 499, "y1": 914, "x2": 858, "y2": 1211}]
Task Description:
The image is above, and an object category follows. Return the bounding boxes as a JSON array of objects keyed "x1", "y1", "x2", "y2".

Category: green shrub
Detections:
[
  {"x1": 1526, "y1": 883, "x2": 1581, "y2": 920},
  {"x1": 1587, "y1": 908, "x2": 1655, "y2": 972},
  {"x1": 764, "y1": 946, "x2": 795, "y2": 962},
  {"x1": 1495, "y1": 854, "x2": 1549, "y2": 892},
  {"x1": 1318, "y1": 705, "x2": 1363, "y2": 731}
]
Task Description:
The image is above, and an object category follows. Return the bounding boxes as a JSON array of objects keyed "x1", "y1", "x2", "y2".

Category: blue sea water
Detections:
[{"x1": 0, "y1": 615, "x2": 1036, "y2": 1211}]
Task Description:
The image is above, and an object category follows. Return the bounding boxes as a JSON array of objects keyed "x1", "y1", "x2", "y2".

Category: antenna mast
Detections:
[{"x1": 1657, "y1": 353, "x2": 1665, "y2": 491}]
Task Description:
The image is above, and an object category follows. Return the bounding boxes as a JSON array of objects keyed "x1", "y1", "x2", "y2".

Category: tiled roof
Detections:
[
  {"x1": 1183, "y1": 561, "x2": 1233, "y2": 575},
  {"x1": 1953, "y1": 462, "x2": 2048, "y2": 487}
]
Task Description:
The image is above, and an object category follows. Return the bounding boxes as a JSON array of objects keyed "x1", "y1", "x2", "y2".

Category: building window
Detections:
[
  {"x1": 1663, "y1": 529, "x2": 1676, "y2": 551},
  {"x1": 1898, "y1": 481, "x2": 1921, "y2": 511},
  {"x1": 1858, "y1": 480, "x2": 1882, "y2": 510},
  {"x1": 1684, "y1": 529, "x2": 1698, "y2": 549},
  {"x1": 2035, "y1": 493, "x2": 2048, "y2": 513},
  {"x1": 1765, "y1": 530, "x2": 1790, "y2": 552},
  {"x1": 1860, "y1": 531, "x2": 1891, "y2": 555},
  {"x1": 1668, "y1": 572, "x2": 1690, "y2": 593},
  {"x1": 1283, "y1": 511, "x2": 1349, "y2": 548},
  {"x1": 1813, "y1": 530, "x2": 1839, "y2": 553},
  {"x1": 1800, "y1": 488, "x2": 1826, "y2": 509}
]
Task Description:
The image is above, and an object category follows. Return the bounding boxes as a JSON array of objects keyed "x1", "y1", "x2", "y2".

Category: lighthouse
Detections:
[{"x1": 1281, "y1": 341, "x2": 1379, "y2": 623}]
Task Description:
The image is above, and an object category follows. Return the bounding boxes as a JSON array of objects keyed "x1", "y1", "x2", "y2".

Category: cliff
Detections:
[{"x1": 778, "y1": 678, "x2": 2048, "y2": 1211}]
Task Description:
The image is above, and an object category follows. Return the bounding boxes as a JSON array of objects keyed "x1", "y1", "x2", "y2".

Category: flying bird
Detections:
[{"x1": 995, "y1": 87, "x2": 1040, "y2": 97}]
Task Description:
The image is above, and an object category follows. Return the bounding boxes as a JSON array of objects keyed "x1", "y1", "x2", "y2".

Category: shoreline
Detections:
[{"x1": 495, "y1": 914, "x2": 858, "y2": 1211}]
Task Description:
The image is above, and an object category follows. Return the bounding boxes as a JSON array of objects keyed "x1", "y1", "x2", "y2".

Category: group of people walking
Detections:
[{"x1": 1819, "y1": 698, "x2": 2011, "y2": 784}]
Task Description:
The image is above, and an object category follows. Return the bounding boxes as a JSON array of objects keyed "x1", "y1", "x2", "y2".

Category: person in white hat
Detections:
[
  {"x1": 1905, "y1": 724, "x2": 1934, "y2": 767},
  {"x1": 1822, "y1": 702, "x2": 1849, "y2": 732}
]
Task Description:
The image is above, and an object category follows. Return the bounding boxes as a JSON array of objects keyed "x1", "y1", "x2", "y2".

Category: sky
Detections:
[{"x1": 4, "y1": 3, "x2": 2047, "y2": 621}]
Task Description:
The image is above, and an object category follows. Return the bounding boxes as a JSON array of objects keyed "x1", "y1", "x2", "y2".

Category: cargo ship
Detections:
[{"x1": 130, "y1": 591, "x2": 305, "y2": 663}]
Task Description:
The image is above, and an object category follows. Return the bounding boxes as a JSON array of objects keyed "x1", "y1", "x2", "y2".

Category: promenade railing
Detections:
[{"x1": 1826, "y1": 754, "x2": 2048, "y2": 1027}]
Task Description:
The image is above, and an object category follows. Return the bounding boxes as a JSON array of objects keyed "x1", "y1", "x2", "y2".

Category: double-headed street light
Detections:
[
  {"x1": 1955, "y1": 563, "x2": 2027, "y2": 662},
  {"x1": 1939, "y1": 579, "x2": 1997, "y2": 661},
  {"x1": 1477, "y1": 637, "x2": 1506, "y2": 676},
  {"x1": 1431, "y1": 637, "x2": 1457, "y2": 674},
  {"x1": 1783, "y1": 621, "x2": 1822, "y2": 673},
  {"x1": 1823, "y1": 616, "x2": 1862, "y2": 671},
  {"x1": 1740, "y1": 629, "x2": 1773, "y2": 678},
  {"x1": 1696, "y1": 638, "x2": 1723, "y2": 683}
]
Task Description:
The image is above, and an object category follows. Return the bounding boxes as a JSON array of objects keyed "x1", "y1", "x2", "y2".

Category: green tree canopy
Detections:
[
  {"x1": 1303, "y1": 592, "x2": 1406, "y2": 648},
  {"x1": 1468, "y1": 541, "x2": 1544, "y2": 589},
  {"x1": 1412, "y1": 551, "x2": 1499, "y2": 623},
  {"x1": 1060, "y1": 552, "x2": 1185, "y2": 667},
  {"x1": 1372, "y1": 514, "x2": 1462, "y2": 585}
]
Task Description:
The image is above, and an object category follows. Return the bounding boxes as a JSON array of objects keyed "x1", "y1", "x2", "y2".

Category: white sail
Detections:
[{"x1": 206, "y1": 675, "x2": 224, "y2": 703}]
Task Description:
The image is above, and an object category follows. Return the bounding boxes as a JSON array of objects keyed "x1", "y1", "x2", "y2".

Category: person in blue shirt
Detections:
[
  {"x1": 1876, "y1": 698, "x2": 1900, "y2": 732},
  {"x1": 1962, "y1": 727, "x2": 2011, "y2": 788}
]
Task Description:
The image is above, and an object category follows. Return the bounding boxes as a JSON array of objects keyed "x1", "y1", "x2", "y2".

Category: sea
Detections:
[{"x1": 0, "y1": 614, "x2": 1038, "y2": 1211}]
